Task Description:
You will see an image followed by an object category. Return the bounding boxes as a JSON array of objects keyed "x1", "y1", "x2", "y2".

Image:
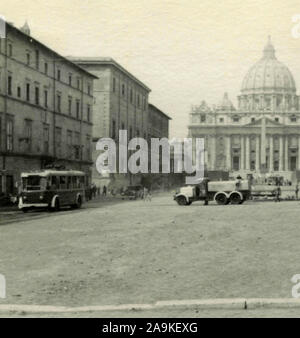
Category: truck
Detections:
[{"x1": 174, "y1": 178, "x2": 251, "y2": 206}]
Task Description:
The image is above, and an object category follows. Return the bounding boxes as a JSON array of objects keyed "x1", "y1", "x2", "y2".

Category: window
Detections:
[
  {"x1": 17, "y1": 86, "x2": 21, "y2": 98},
  {"x1": 59, "y1": 176, "x2": 67, "y2": 189},
  {"x1": 35, "y1": 50, "x2": 39, "y2": 69},
  {"x1": 112, "y1": 119, "x2": 116, "y2": 139},
  {"x1": 87, "y1": 104, "x2": 90, "y2": 122},
  {"x1": 219, "y1": 117, "x2": 224, "y2": 123},
  {"x1": 26, "y1": 53, "x2": 30, "y2": 66},
  {"x1": 43, "y1": 124, "x2": 49, "y2": 154},
  {"x1": 233, "y1": 116, "x2": 240, "y2": 122},
  {"x1": 130, "y1": 89, "x2": 133, "y2": 103},
  {"x1": 136, "y1": 129, "x2": 140, "y2": 137},
  {"x1": 74, "y1": 132, "x2": 80, "y2": 160},
  {"x1": 35, "y1": 86, "x2": 39, "y2": 105},
  {"x1": 87, "y1": 84, "x2": 91, "y2": 95},
  {"x1": 57, "y1": 94, "x2": 61, "y2": 112},
  {"x1": 57, "y1": 69, "x2": 61, "y2": 81},
  {"x1": 6, "y1": 118, "x2": 13, "y2": 152},
  {"x1": 76, "y1": 100, "x2": 80, "y2": 119},
  {"x1": 251, "y1": 117, "x2": 255, "y2": 123},
  {"x1": 200, "y1": 114, "x2": 206, "y2": 123},
  {"x1": 26, "y1": 83, "x2": 30, "y2": 101},
  {"x1": 68, "y1": 97, "x2": 72, "y2": 115},
  {"x1": 44, "y1": 90, "x2": 48, "y2": 108},
  {"x1": 67, "y1": 130, "x2": 73, "y2": 158},
  {"x1": 113, "y1": 77, "x2": 116, "y2": 92},
  {"x1": 275, "y1": 117, "x2": 279, "y2": 122},
  {"x1": 122, "y1": 84, "x2": 125, "y2": 96},
  {"x1": 69, "y1": 74, "x2": 72, "y2": 86},
  {"x1": 77, "y1": 78, "x2": 80, "y2": 90},
  {"x1": 129, "y1": 126, "x2": 133, "y2": 140},
  {"x1": 290, "y1": 116, "x2": 297, "y2": 122},
  {"x1": 7, "y1": 75, "x2": 12, "y2": 95},
  {"x1": 24, "y1": 119, "x2": 32, "y2": 152},
  {"x1": 44, "y1": 62, "x2": 48, "y2": 75},
  {"x1": 137, "y1": 94, "x2": 140, "y2": 107},
  {"x1": 55, "y1": 127, "x2": 62, "y2": 158},
  {"x1": 86, "y1": 135, "x2": 91, "y2": 160}
]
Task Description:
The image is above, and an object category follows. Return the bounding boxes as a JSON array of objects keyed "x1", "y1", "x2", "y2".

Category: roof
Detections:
[
  {"x1": 148, "y1": 103, "x2": 172, "y2": 120},
  {"x1": 6, "y1": 23, "x2": 98, "y2": 79},
  {"x1": 21, "y1": 170, "x2": 85, "y2": 177},
  {"x1": 68, "y1": 56, "x2": 151, "y2": 92}
]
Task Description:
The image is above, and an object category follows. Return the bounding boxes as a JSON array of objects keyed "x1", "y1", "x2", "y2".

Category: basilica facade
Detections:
[{"x1": 188, "y1": 38, "x2": 300, "y2": 177}]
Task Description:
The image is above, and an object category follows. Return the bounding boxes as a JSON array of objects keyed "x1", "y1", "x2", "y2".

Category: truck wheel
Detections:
[
  {"x1": 177, "y1": 196, "x2": 187, "y2": 206},
  {"x1": 214, "y1": 192, "x2": 228, "y2": 205},
  {"x1": 230, "y1": 192, "x2": 242, "y2": 205}
]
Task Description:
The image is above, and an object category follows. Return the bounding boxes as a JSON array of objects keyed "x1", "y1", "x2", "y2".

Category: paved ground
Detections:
[{"x1": 1, "y1": 194, "x2": 300, "y2": 317}]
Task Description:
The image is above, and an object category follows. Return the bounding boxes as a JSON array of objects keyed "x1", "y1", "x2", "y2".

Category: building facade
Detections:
[
  {"x1": 69, "y1": 57, "x2": 151, "y2": 187},
  {"x1": 0, "y1": 23, "x2": 96, "y2": 198},
  {"x1": 148, "y1": 103, "x2": 171, "y2": 139},
  {"x1": 188, "y1": 38, "x2": 300, "y2": 178}
]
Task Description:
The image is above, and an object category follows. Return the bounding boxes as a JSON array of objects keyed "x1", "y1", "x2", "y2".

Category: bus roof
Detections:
[{"x1": 21, "y1": 170, "x2": 85, "y2": 178}]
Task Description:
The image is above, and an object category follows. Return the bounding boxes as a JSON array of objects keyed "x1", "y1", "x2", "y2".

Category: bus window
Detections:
[
  {"x1": 60, "y1": 176, "x2": 66, "y2": 189},
  {"x1": 67, "y1": 176, "x2": 72, "y2": 189},
  {"x1": 80, "y1": 176, "x2": 85, "y2": 188},
  {"x1": 72, "y1": 176, "x2": 77, "y2": 189},
  {"x1": 51, "y1": 176, "x2": 58, "y2": 190}
]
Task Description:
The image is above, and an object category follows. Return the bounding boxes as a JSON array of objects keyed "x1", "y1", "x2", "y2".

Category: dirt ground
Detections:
[{"x1": 1, "y1": 194, "x2": 300, "y2": 317}]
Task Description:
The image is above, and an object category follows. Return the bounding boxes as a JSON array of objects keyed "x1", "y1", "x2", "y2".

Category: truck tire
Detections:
[
  {"x1": 229, "y1": 192, "x2": 242, "y2": 204},
  {"x1": 176, "y1": 196, "x2": 188, "y2": 206},
  {"x1": 214, "y1": 192, "x2": 228, "y2": 205}
]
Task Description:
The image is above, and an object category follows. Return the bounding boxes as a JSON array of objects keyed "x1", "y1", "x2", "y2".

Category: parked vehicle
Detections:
[
  {"x1": 121, "y1": 185, "x2": 143, "y2": 200},
  {"x1": 18, "y1": 170, "x2": 86, "y2": 212},
  {"x1": 174, "y1": 178, "x2": 251, "y2": 205}
]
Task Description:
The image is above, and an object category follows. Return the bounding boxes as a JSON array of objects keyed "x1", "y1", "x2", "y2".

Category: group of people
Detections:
[{"x1": 85, "y1": 184, "x2": 107, "y2": 201}]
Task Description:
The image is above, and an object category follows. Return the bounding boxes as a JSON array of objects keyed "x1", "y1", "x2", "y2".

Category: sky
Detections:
[{"x1": 2, "y1": 0, "x2": 300, "y2": 138}]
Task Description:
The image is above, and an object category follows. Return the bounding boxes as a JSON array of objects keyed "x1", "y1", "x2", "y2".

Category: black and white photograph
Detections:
[{"x1": 1, "y1": 0, "x2": 300, "y2": 325}]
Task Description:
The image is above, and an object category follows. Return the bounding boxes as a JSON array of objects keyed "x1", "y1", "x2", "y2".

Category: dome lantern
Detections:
[{"x1": 263, "y1": 36, "x2": 276, "y2": 59}]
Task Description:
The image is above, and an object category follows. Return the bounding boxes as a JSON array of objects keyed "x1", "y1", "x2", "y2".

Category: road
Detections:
[{"x1": 1, "y1": 194, "x2": 300, "y2": 317}]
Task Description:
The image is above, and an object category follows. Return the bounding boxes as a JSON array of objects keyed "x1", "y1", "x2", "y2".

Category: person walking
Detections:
[
  {"x1": 274, "y1": 186, "x2": 281, "y2": 202},
  {"x1": 143, "y1": 186, "x2": 148, "y2": 201},
  {"x1": 102, "y1": 185, "x2": 107, "y2": 197},
  {"x1": 295, "y1": 184, "x2": 299, "y2": 200}
]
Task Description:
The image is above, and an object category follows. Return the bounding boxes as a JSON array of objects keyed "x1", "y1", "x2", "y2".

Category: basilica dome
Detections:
[{"x1": 241, "y1": 37, "x2": 296, "y2": 95}]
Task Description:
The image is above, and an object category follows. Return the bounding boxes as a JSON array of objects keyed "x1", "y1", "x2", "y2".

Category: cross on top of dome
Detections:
[{"x1": 263, "y1": 35, "x2": 276, "y2": 59}]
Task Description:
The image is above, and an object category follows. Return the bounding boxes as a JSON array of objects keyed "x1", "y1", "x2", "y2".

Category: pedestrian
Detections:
[
  {"x1": 274, "y1": 186, "x2": 281, "y2": 202},
  {"x1": 102, "y1": 185, "x2": 107, "y2": 197},
  {"x1": 143, "y1": 186, "x2": 148, "y2": 201},
  {"x1": 146, "y1": 189, "x2": 152, "y2": 202},
  {"x1": 295, "y1": 184, "x2": 299, "y2": 200}
]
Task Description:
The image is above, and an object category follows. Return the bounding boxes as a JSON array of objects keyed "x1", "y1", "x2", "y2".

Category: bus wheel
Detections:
[
  {"x1": 54, "y1": 198, "x2": 60, "y2": 212},
  {"x1": 214, "y1": 192, "x2": 228, "y2": 205},
  {"x1": 229, "y1": 192, "x2": 242, "y2": 205},
  {"x1": 176, "y1": 196, "x2": 187, "y2": 206}
]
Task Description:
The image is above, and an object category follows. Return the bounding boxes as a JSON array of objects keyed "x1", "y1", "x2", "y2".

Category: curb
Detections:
[{"x1": 1, "y1": 298, "x2": 300, "y2": 314}]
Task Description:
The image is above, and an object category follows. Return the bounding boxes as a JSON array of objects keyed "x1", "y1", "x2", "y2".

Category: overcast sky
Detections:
[{"x1": 2, "y1": 0, "x2": 300, "y2": 138}]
